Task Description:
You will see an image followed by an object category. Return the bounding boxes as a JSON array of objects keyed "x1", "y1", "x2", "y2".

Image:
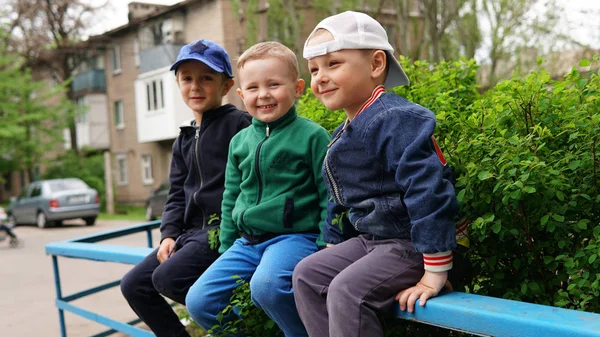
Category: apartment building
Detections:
[{"x1": 96, "y1": 0, "x2": 243, "y2": 205}]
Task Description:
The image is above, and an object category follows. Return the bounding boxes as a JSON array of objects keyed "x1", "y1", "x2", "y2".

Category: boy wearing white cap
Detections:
[{"x1": 292, "y1": 11, "x2": 460, "y2": 337}]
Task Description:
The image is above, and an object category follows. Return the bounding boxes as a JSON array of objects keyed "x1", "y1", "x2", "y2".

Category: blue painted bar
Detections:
[
  {"x1": 145, "y1": 228, "x2": 153, "y2": 248},
  {"x1": 62, "y1": 280, "x2": 122, "y2": 302},
  {"x1": 90, "y1": 317, "x2": 145, "y2": 337},
  {"x1": 52, "y1": 255, "x2": 67, "y2": 337},
  {"x1": 396, "y1": 291, "x2": 600, "y2": 337},
  {"x1": 46, "y1": 242, "x2": 153, "y2": 265},
  {"x1": 56, "y1": 300, "x2": 155, "y2": 337},
  {"x1": 69, "y1": 221, "x2": 161, "y2": 243}
]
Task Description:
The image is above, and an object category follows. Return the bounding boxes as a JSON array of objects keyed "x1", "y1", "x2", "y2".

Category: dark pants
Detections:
[
  {"x1": 292, "y1": 235, "x2": 424, "y2": 337},
  {"x1": 0, "y1": 225, "x2": 17, "y2": 238},
  {"x1": 120, "y1": 227, "x2": 220, "y2": 337}
]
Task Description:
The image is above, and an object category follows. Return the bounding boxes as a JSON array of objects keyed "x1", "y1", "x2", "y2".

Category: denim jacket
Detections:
[{"x1": 321, "y1": 91, "x2": 458, "y2": 271}]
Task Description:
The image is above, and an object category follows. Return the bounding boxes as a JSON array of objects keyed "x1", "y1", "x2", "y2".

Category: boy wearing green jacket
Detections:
[{"x1": 185, "y1": 41, "x2": 330, "y2": 337}]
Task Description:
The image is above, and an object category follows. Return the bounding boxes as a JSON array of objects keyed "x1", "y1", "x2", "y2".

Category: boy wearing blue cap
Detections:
[{"x1": 120, "y1": 39, "x2": 251, "y2": 337}]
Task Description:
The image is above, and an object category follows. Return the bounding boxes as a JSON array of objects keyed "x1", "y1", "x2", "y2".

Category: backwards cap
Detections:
[{"x1": 303, "y1": 11, "x2": 409, "y2": 88}]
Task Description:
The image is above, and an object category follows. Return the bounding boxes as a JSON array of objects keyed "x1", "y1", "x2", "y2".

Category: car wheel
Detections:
[
  {"x1": 84, "y1": 216, "x2": 96, "y2": 226},
  {"x1": 37, "y1": 212, "x2": 48, "y2": 229},
  {"x1": 145, "y1": 205, "x2": 156, "y2": 221}
]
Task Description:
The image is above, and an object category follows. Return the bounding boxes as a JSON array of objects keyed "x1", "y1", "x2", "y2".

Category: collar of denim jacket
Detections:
[{"x1": 344, "y1": 85, "x2": 386, "y2": 128}]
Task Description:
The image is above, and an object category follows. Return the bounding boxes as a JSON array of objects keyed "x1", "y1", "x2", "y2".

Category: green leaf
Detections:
[
  {"x1": 457, "y1": 189, "x2": 466, "y2": 202},
  {"x1": 540, "y1": 215, "x2": 550, "y2": 227},
  {"x1": 589, "y1": 255, "x2": 597, "y2": 264},
  {"x1": 552, "y1": 214, "x2": 565, "y2": 222},
  {"x1": 521, "y1": 283, "x2": 528, "y2": 294},
  {"x1": 556, "y1": 191, "x2": 565, "y2": 201},
  {"x1": 579, "y1": 59, "x2": 590, "y2": 67},
  {"x1": 569, "y1": 160, "x2": 580, "y2": 170},
  {"x1": 523, "y1": 186, "x2": 536, "y2": 193},
  {"x1": 478, "y1": 170, "x2": 492, "y2": 180},
  {"x1": 492, "y1": 221, "x2": 502, "y2": 234},
  {"x1": 577, "y1": 220, "x2": 588, "y2": 230}
]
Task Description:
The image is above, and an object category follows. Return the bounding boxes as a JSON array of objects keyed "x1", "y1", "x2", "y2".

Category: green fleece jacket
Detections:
[{"x1": 219, "y1": 106, "x2": 330, "y2": 253}]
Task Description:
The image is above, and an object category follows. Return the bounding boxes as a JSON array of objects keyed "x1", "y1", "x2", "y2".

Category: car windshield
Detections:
[{"x1": 47, "y1": 180, "x2": 88, "y2": 192}]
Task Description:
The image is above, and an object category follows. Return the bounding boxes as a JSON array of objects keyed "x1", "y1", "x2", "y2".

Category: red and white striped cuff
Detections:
[{"x1": 423, "y1": 251, "x2": 453, "y2": 272}]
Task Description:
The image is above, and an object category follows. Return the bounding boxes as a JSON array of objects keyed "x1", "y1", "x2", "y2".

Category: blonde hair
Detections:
[{"x1": 237, "y1": 41, "x2": 299, "y2": 79}]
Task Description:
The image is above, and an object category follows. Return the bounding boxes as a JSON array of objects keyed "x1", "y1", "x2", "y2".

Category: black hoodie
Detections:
[{"x1": 160, "y1": 104, "x2": 251, "y2": 241}]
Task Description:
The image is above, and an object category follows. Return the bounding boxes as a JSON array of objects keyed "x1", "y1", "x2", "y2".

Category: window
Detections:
[
  {"x1": 114, "y1": 100, "x2": 124, "y2": 129},
  {"x1": 31, "y1": 185, "x2": 42, "y2": 197},
  {"x1": 116, "y1": 154, "x2": 129, "y2": 185},
  {"x1": 134, "y1": 39, "x2": 140, "y2": 67},
  {"x1": 141, "y1": 155, "x2": 154, "y2": 185},
  {"x1": 111, "y1": 45, "x2": 122, "y2": 74},
  {"x1": 145, "y1": 79, "x2": 165, "y2": 111}
]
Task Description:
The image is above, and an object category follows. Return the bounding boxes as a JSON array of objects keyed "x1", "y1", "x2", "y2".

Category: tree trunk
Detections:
[{"x1": 62, "y1": 57, "x2": 78, "y2": 153}]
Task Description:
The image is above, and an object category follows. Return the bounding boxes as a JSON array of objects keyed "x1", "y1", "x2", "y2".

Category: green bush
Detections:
[
  {"x1": 455, "y1": 58, "x2": 600, "y2": 311},
  {"x1": 43, "y1": 150, "x2": 106, "y2": 210}
]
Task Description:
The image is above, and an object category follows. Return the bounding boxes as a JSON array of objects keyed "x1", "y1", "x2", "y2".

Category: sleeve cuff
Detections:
[{"x1": 423, "y1": 251, "x2": 453, "y2": 272}]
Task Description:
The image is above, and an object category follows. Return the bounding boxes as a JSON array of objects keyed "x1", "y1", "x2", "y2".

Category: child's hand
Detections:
[
  {"x1": 396, "y1": 270, "x2": 448, "y2": 313},
  {"x1": 157, "y1": 238, "x2": 176, "y2": 263}
]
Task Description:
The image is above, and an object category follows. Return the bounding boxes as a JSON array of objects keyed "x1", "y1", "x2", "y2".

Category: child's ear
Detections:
[
  {"x1": 371, "y1": 50, "x2": 387, "y2": 80},
  {"x1": 236, "y1": 87, "x2": 244, "y2": 100},
  {"x1": 295, "y1": 78, "x2": 305, "y2": 98},
  {"x1": 222, "y1": 78, "x2": 235, "y2": 96}
]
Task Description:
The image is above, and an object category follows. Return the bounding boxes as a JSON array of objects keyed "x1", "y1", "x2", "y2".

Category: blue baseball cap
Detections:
[{"x1": 170, "y1": 39, "x2": 234, "y2": 78}]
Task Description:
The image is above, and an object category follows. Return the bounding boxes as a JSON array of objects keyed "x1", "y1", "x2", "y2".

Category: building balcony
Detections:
[
  {"x1": 139, "y1": 44, "x2": 184, "y2": 74},
  {"x1": 135, "y1": 68, "x2": 191, "y2": 143},
  {"x1": 72, "y1": 69, "x2": 106, "y2": 95}
]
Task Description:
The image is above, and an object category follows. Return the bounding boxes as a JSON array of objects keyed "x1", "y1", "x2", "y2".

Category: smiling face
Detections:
[
  {"x1": 176, "y1": 60, "x2": 234, "y2": 122},
  {"x1": 306, "y1": 31, "x2": 386, "y2": 119},
  {"x1": 237, "y1": 57, "x2": 305, "y2": 123}
]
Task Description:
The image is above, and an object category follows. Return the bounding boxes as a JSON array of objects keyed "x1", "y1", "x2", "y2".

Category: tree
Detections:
[
  {"x1": 3, "y1": 0, "x2": 107, "y2": 153},
  {"x1": 477, "y1": 0, "x2": 571, "y2": 86},
  {"x1": 0, "y1": 29, "x2": 73, "y2": 183}
]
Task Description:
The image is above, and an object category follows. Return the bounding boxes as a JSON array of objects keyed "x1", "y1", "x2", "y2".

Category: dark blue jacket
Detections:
[
  {"x1": 321, "y1": 93, "x2": 458, "y2": 255},
  {"x1": 160, "y1": 104, "x2": 251, "y2": 241}
]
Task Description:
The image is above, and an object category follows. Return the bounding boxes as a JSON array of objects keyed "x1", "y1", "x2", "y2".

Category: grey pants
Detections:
[{"x1": 292, "y1": 235, "x2": 424, "y2": 337}]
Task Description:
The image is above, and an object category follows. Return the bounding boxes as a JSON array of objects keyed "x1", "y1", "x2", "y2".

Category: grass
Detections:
[{"x1": 98, "y1": 205, "x2": 148, "y2": 221}]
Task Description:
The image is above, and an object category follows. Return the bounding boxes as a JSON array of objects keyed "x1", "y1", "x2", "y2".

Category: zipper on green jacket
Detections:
[{"x1": 254, "y1": 125, "x2": 270, "y2": 204}]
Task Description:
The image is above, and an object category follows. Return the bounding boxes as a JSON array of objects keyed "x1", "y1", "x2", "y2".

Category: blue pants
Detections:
[{"x1": 186, "y1": 233, "x2": 318, "y2": 337}]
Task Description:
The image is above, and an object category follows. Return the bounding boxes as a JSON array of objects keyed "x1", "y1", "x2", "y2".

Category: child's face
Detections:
[
  {"x1": 307, "y1": 32, "x2": 378, "y2": 118},
  {"x1": 176, "y1": 60, "x2": 234, "y2": 115},
  {"x1": 237, "y1": 57, "x2": 304, "y2": 123}
]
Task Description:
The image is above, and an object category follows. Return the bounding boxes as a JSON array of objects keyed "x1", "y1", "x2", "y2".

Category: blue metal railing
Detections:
[{"x1": 46, "y1": 221, "x2": 161, "y2": 337}]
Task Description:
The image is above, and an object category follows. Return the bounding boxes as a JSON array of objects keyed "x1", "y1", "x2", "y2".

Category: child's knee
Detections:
[
  {"x1": 292, "y1": 256, "x2": 317, "y2": 289},
  {"x1": 327, "y1": 273, "x2": 354, "y2": 306},
  {"x1": 250, "y1": 272, "x2": 292, "y2": 309},
  {"x1": 120, "y1": 268, "x2": 144, "y2": 300},
  {"x1": 185, "y1": 284, "x2": 216, "y2": 327}
]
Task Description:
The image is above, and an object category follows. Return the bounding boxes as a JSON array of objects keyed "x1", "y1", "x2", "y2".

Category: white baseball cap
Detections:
[{"x1": 303, "y1": 11, "x2": 409, "y2": 88}]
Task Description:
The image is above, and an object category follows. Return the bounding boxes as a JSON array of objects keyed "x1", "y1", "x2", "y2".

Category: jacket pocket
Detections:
[{"x1": 283, "y1": 197, "x2": 294, "y2": 228}]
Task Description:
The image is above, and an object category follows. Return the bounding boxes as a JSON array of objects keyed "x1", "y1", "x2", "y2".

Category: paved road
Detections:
[{"x1": 0, "y1": 218, "x2": 160, "y2": 337}]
